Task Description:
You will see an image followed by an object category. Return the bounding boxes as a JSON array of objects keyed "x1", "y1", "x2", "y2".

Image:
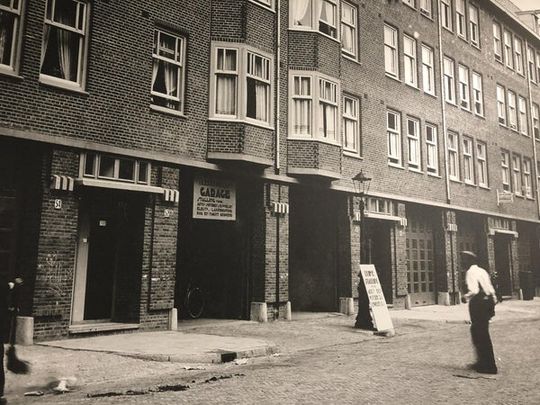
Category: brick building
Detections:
[{"x1": 1, "y1": 0, "x2": 539, "y2": 340}]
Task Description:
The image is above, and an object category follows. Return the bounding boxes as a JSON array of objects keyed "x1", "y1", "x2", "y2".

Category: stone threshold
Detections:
[{"x1": 69, "y1": 322, "x2": 140, "y2": 335}]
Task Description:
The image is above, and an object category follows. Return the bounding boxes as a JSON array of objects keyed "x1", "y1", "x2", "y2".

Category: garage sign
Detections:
[
  {"x1": 193, "y1": 176, "x2": 236, "y2": 221},
  {"x1": 359, "y1": 264, "x2": 394, "y2": 332}
]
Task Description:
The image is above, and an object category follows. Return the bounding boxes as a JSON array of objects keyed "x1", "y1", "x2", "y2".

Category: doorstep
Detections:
[{"x1": 69, "y1": 322, "x2": 140, "y2": 335}]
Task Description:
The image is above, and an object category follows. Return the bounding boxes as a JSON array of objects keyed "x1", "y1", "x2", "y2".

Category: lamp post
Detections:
[{"x1": 352, "y1": 170, "x2": 372, "y2": 262}]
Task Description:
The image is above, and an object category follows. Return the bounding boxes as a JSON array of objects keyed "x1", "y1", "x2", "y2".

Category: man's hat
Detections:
[{"x1": 460, "y1": 251, "x2": 477, "y2": 259}]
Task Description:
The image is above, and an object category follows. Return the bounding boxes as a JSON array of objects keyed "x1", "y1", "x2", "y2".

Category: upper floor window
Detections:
[
  {"x1": 406, "y1": 117, "x2": 421, "y2": 170},
  {"x1": 403, "y1": 0, "x2": 415, "y2": 8},
  {"x1": 210, "y1": 43, "x2": 273, "y2": 126},
  {"x1": 425, "y1": 123, "x2": 438, "y2": 175},
  {"x1": 518, "y1": 96, "x2": 528, "y2": 136},
  {"x1": 503, "y1": 30, "x2": 513, "y2": 69},
  {"x1": 501, "y1": 151, "x2": 510, "y2": 192},
  {"x1": 523, "y1": 158, "x2": 533, "y2": 198},
  {"x1": 443, "y1": 56, "x2": 455, "y2": 104},
  {"x1": 512, "y1": 154, "x2": 522, "y2": 196},
  {"x1": 290, "y1": 0, "x2": 337, "y2": 39},
  {"x1": 536, "y1": 52, "x2": 540, "y2": 83},
  {"x1": 527, "y1": 46, "x2": 536, "y2": 82},
  {"x1": 458, "y1": 64, "x2": 470, "y2": 110},
  {"x1": 447, "y1": 131, "x2": 460, "y2": 181},
  {"x1": 81, "y1": 152, "x2": 151, "y2": 185},
  {"x1": 514, "y1": 37, "x2": 523, "y2": 75},
  {"x1": 533, "y1": 103, "x2": 540, "y2": 140},
  {"x1": 493, "y1": 22, "x2": 502, "y2": 62},
  {"x1": 151, "y1": 29, "x2": 186, "y2": 114},
  {"x1": 0, "y1": 0, "x2": 22, "y2": 74},
  {"x1": 387, "y1": 109, "x2": 402, "y2": 166},
  {"x1": 496, "y1": 85, "x2": 506, "y2": 125},
  {"x1": 318, "y1": 78, "x2": 338, "y2": 140},
  {"x1": 384, "y1": 24, "x2": 398, "y2": 78},
  {"x1": 441, "y1": 0, "x2": 452, "y2": 31},
  {"x1": 343, "y1": 95, "x2": 359, "y2": 153},
  {"x1": 507, "y1": 90, "x2": 517, "y2": 130},
  {"x1": 462, "y1": 136, "x2": 474, "y2": 184},
  {"x1": 251, "y1": 0, "x2": 274, "y2": 9},
  {"x1": 472, "y1": 71, "x2": 483, "y2": 116},
  {"x1": 41, "y1": 0, "x2": 90, "y2": 90},
  {"x1": 421, "y1": 44, "x2": 435, "y2": 95},
  {"x1": 456, "y1": 0, "x2": 466, "y2": 38},
  {"x1": 420, "y1": 0, "x2": 431, "y2": 17},
  {"x1": 341, "y1": 2, "x2": 357, "y2": 58},
  {"x1": 291, "y1": 75, "x2": 312, "y2": 136},
  {"x1": 468, "y1": 5, "x2": 479, "y2": 47},
  {"x1": 476, "y1": 142, "x2": 488, "y2": 187},
  {"x1": 403, "y1": 35, "x2": 417, "y2": 87}
]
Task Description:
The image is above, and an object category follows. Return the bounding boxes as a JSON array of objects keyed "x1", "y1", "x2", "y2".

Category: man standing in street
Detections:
[{"x1": 460, "y1": 251, "x2": 498, "y2": 375}]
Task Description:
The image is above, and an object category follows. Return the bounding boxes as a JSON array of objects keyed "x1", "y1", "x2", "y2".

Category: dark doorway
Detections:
[
  {"x1": 364, "y1": 219, "x2": 393, "y2": 304},
  {"x1": 494, "y1": 234, "x2": 513, "y2": 297}
]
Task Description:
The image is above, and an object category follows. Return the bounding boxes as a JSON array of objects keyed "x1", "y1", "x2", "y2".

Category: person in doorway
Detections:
[{"x1": 460, "y1": 251, "x2": 498, "y2": 374}]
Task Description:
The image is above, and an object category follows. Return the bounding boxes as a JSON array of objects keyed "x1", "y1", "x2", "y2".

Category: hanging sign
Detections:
[
  {"x1": 359, "y1": 264, "x2": 394, "y2": 332},
  {"x1": 193, "y1": 176, "x2": 236, "y2": 221}
]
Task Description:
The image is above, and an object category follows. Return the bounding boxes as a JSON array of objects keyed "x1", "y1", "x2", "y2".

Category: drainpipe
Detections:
[
  {"x1": 275, "y1": 0, "x2": 281, "y2": 174},
  {"x1": 436, "y1": 0, "x2": 452, "y2": 204},
  {"x1": 275, "y1": 186, "x2": 281, "y2": 317},
  {"x1": 524, "y1": 40, "x2": 540, "y2": 219}
]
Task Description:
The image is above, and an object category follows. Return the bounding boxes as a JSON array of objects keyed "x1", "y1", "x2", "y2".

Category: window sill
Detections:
[
  {"x1": 388, "y1": 163, "x2": 405, "y2": 170},
  {"x1": 150, "y1": 104, "x2": 186, "y2": 118},
  {"x1": 526, "y1": 196, "x2": 535, "y2": 201},
  {"x1": 450, "y1": 178, "x2": 461, "y2": 184},
  {"x1": 39, "y1": 75, "x2": 88, "y2": 95},
  {"x1": 343, "y1": 151, "x2": 363, "y2": 160},
  {"x1": 442, "y1": 26, "x2": 454, "y2": 35},
  {"x1": 464, "y1": 181, "x2": 476, "y2": 187},
  {"x1": 479, "y1": 185, "x2": 490, "y2": 191},
  {"x1": 521, "y1": 132, "x2": 530, "y2": 138},
  {"x1": 385, "y1": 73, "x2": 401, "y2": 83},
  {"x1": 474, "y1": 113, "x2": 485, "y2": 120},
  {"x1": 288, "y1": 27, "x2": 339, "y2": 44},
  {"x1": 420, "y1": 10, "x2": 433, "y2": 20},
  {"x1": 0, "y1": 68, "x2": 23, "y2": 81},
  {"x1": 342, "y1": 54, "x2": 361, "y2": 65},
  {"x1": 287, "y1": 136, "x2": 340, "y2": 147},
  {"x1": 495, "y1": 57, "x2": 503, "y2": 65},
  {"x1": 471, "y1": 43, "x2": 481, "y2": 51},
  {"x1": 427, "y1": 172, "x2": 441, "y2": 178},
  {"x1": 408, "y1": 167, "x2": 423, "y2": 174},
  {"x1": 424, "y1": 91, "x2": 437, "y2": 99},
  {"x1": 457, "y1": 34, "x2": 468, "y2": 43},
  {"x1": 460, "y1": 106, "x2": 472, "y2": 114},
  {"x1": 515, "y1": 193, "x2": 525, "y2": 199},
  {"x1": 445, "y1": 100, "x2": 458, "y2": 108},
  {"x1": 248, "y1": 0, "x2": 275, "y2": 13},
  {"x1": 208, "y1": 116, "x2": 274, "y2": 131},
  {"x1": 405, "y1": 83, "x2": 420, "y2": 91}
]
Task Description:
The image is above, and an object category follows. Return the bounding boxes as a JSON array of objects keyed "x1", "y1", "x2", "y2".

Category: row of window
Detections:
[
  {"x1": 443, "y1": 57, "x2": 484, "y2": 115},
  {"x1": 440, "y1": 0, "x2": 480, "y2": 48},
  {"x1": 446, "y1": 131, "x2": 488, "y2": 187},
  {"x1": 496, "y1": 84, "x2": 539, "y2": 137},
  {"x1": 501, "y1": 151, "x2": 533, "y2": 198}
]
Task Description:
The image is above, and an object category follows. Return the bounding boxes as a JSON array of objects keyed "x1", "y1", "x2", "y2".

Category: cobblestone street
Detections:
[{"x1": 8, "y1": 306, "x2": 540, "y2": 405}]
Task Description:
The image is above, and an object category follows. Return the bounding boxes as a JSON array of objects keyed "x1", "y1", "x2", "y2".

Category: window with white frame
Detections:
[
  {"x1": 469, "y1": 5, "x2": 479, "y2": 47},
  {"x1": 367, "y1": 198, "x2": 395, "y2": 215},
  {"x1": 507, "y1": 90, "x2": 517, "y2": 130},
  {"x1": 0, "y1": 0, "x2": 22, "y2": 73},
  {"x1": 512, "y1": 154, "x2": 522, "y2": 195},
  {"x1": 81, "y1": 152, "x2": 151, "y2": 185},
  {"x1": 458, "y1": 64, "x2": 470, "y2": 110},
  {"x1": 291, "y1": 75, "x2": 312, "y2": 136},
  {"x1": 523, "y1": 158, "x2": 532, "y2": 198},
  {"x1": 533, "y1": 103, "x2": 540, "y2": 140},
  {"x1": 503, "y1": 30, "x2": 513, "y2": 68},
  {"x1": 420, "y1": 0, "x2": 431, "y2": 17},
  {"x1": 343, "y1": 95, "x2": 359, "y2": 153},
  {"x1": 456, "y1": 0, "x2": 466, "y2": 38},
  {"x1": 514, "y1": 37, "x2": 523, "y2": 74},
  {"x1": 403, "y1": 35, "x2": 417, "y2": 87},
  {"x1": 151, "y1": 29, "x2": 186, "y2": 113},
  {"x1": 476, "y1": 142, "x2": 488, "y2": 187},
  {"x1": 537, "y1": 52, "x2": 540, "y2": 83},
  {"x1": 384, "y1": 24, "x2": 399, "y2": 78},
  {"x1": 443, "y1": 56, "x2": 455, "y2": 103},
  {"x1": 472, "y1": 72, "x2": 483, "y2": 116},
  {"x1": 341, "y1": 2, "x2": 357, "y2": 58},
  {"x1": 40, "y1": 0, "x2": 89, "y2": 88},
  {"x1": 493, "y1": 22, "x2": 502, "y2": 62},
  {"x1": 251, "y1": 0, "x2": 273, "y2": 9},
  {"x1": 387, "y1": 110, "x2": 402, "y2": 166},
  {"x1": 289, "y1": 0, "x2": 338, "y2": 39},
  {"x1": 496, "y1": 85, "x2": 506, "y2": 125},
  {"x1": 421, "y1": 44, "x2": 435, "y2": 94},
  {"x1": 527, "y1": 46, "x2": 536, "y2": 82},
  {"x1": 211, "y1": 44, "x2": 273, "y2": 126},
  {"x1": 403, "y1": 0, "x2": 415, "y2": 8},
  {"x1": 518, "y1": 96, "x2": 528, "y2": 136},
  {"x1": 448, "y1": 131, "x2": 459, "y2": 181},
  {"x1": 441, "y1": 0, "x2": 452, "y2": 31},
  {"x1": 501, "y1": 151, "x2": 510, "y2": 192},
  {"x1": 462, "y1": 136, "x2": 474, "y2": 184},
  {"x1": 318, "y1": 78, "x2": 338, "y2": 140},
  {"x1": 407, "y1": 117, "x2": 421, "y2": 170},
  {"x1": 426, "y1": 123, "x2": 438, "y2": 175}
]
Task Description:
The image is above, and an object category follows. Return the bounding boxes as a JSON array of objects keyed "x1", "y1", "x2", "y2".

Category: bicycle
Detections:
[{"x1": 183, "y1": 280, "x2": 205, "y2": 319}]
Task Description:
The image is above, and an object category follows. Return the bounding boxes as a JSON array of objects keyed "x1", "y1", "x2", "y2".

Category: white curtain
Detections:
[
  {"x1": 216, "y1": 75, "x2": 236, "y2": 115},
  {"x1": 0, "y1": 13, "x2": 8, "y2": 64},
  {"x1": 294, "y1": 99, "x2": 310, "y2": 135},
  {"x1": 57, "y1": 9, "x2": 74, "y2": 80},
  {"x1": 291, "y1": 0, "x2": 311, "y2": 26},
  {"x1": 164, "y1": 62, "x2": 178, "y2": 108},
  {"x1": 342, "y1": 26, "x2": 353, "y2": 54},
  {"x1": 41, "y1": 25, "x2": 50, "y2": 69},
  {"x1": 151, "y1": 60, "x2": 159, "y2": 91},
  {"x1": 255, "y1": 82, "x2": 268, "y2": 121},
  {"x1": 345, "y1": 119, "x2": 355, "y2": 149}
]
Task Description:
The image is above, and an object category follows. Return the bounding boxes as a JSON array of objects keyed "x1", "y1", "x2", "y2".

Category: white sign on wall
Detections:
[{"x1": 193, "y1": 176, "x2": 236, "y2": 221}]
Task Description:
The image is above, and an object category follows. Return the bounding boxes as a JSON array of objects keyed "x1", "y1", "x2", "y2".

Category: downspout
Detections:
[
  {"x1": 525, "y1": 39, "x2": 540, "y2": 219},
  {"x1": 436, "y1": 0, "x2": 452, "y2": 204},
  {"x1": 275, "y1": 0, "x2": 281, "y2": 174},
  {"x1": 275, "y1": 186, "x2": 281, "y2": 317}
]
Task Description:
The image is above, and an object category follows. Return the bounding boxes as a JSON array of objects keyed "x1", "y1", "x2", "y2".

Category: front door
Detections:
[
  {"x1": 364, "y1": 219, "x2": 393, "y2": 304},
  {"x1": 494, "y1": 234, "x2": 513, "y2": 297}
]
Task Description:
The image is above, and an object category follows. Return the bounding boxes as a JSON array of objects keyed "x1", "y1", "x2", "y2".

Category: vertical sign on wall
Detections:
[
  {"x1": 193, "y1": 176, "x2": 236, "y2": 221},
  {"x1": 359, "y1": 264, "x2": 394, "y2": 331}
]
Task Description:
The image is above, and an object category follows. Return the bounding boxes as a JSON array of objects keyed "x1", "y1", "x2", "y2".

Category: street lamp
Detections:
[{"x1": 352, "y1": 170, "x2": 372, "y2": 262}]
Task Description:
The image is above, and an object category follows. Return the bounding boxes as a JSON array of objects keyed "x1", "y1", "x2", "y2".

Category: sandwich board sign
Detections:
[{"x1": 359, "y1": 264, "x2": 394, "y2": 332}]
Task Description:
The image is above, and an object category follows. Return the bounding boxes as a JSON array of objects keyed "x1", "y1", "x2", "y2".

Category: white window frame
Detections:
[
  {"x1": 443, "y1": 56, "x2": 455, "y2": 104},
  {"x1": 441, "y1": 0, "x2": 452, "y2": 31},
  {"x1": 318, "y1": 77, "x2": 338, "y2": 141},
  {"x1": 426, "y1": 123, "x2": 438, "y2": 175},
  {"x1": 514, "y1": 37, "x2": 524, "y2": 75},
  {"x1": 469, "y1": 4, "x2": 479, "y2": 47},
  {"x1": 518, "y1": 96, "x2": 528, "y2": 136},
  {"x1": 493, "y1": 22, "x2": 502, "y2": 62},
  {"x1": 448, "y1": 131, "x2": 460, "y2": 181},
  {"x1": 0, "y1": 0, "x2": 23, "y2": 75},
  {"x1": 533, "y1": 103, "x2": 540, "y2": 140},
  {"x1": 343, "y1": 95, "x2": 360, "y2": 154},
  {"x1": 512, "y1": 154, "x2": 522, "y2": 196},
  {"x1": 288, "y1": 71, "x2": 340, "y2": 144},
  {"x1": 456, "y1": 0, "x2": 466, "y2": 39},
  {"x1": 387, "y1": 109, "x2": 402, "y2": 166},
  {"x1": 249, "y1": 0, "x2": 274, "y2": 10},
  {"x1": 476, "y1": 142, "x2": 488, "y2": 188},
  {"x1": 536, "y1": 52, "x2": 540, "y2": 84},
  {"x1": 501, "y1": 150, "x2": 511, "y2": 192},
  {"x1": 81, "y1": 152, "x2": 151, "y2": 185},
  {"x1": 403, "y1": 35, "x2": 418, "y2": 87},
  {"x1": 290, "y1": 74, "x2": 312, "y2": 137},
  {"x1": 384, "y1": 24, "x2": 399, "y2": 78},
  {"x1": 523, "y1": 158, "x2": 532, "y2": 198},
  {"x1": 472, "y1": 71, "x2": 483, "y2": 116},
  {"x1": 503, "y1": 30, "x2": 513, "y2": 69},
  {"x1": 407, "y1": 117, "x2": 421, "y2": 170},
  {"x1": 462, "y1": 136, "x2": 474, "y2": 184},
  {"x1": 289, "y1": 0, "x2": 338, "y2": 40},
  {"x1": 527, "y1": 46, "x2": 536, "y2": 83},
  {"x1": 341, "y1": 1, "x2": 357, "y2": 58},
  {"x1": 40, "y1": 0, "x2": 90, "y2": 91},
  {"x1": 507, "y1": 90, "x2": 517, "y2": 131},
  {"x1": 403, "y1": 0, "x2": 416, "y2": 9},
  {"x1": 421, "y1": 44, "x2": 435, "y2": 95},
  {"x1": 497, "y1": 85, "x2": 506, "y2": 125},
  {"x1": 151, "y1": 29, "x2": 186, "y2": 114},
  {"x1": 420, "y1": 0, "x2": 432, "y2": 17},
  {"x1": 458, "y1": 64, "x2": 470, "y2": 110},
  {"x1": 210, "y1": 43, "x2": 274, "y2": 128}
]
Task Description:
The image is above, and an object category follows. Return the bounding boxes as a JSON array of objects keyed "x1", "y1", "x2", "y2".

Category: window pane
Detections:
[
  {"x1": 99, "y1": 156, "x2": 115, "y2": 178},
  {"x1": 118, "y1": 159, "x2": 135, "y2": 181},
  {"x1": 41, "y1": 26, "x2": 81, "y2": 82},
  {"x1": 138, "y1": 162, "x2": 148, "y2": 184},
  {"x1": 216, "y1": 75, "x2": 236, "y2": 115},
  {"x1": 0, "y1": 11, "x2": 16, "y2": 67},
  {"x1": 84, "y1": 152, "x2": 96, "y2": 176}
]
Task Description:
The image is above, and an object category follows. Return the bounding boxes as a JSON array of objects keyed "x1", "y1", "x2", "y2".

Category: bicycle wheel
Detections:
[{"x1": 186, "y1": 287, "x2": 205, "y2": 319}]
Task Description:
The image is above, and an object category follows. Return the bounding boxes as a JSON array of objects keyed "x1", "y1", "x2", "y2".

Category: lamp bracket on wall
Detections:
[{"x1": 50, "y1": 175, "x2": 74, "y2": 191}]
